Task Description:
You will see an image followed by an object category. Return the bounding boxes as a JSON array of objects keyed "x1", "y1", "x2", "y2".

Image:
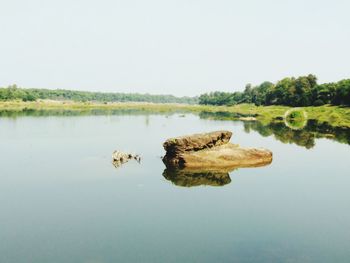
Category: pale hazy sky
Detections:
[{"x1": 0, "y1": 0, "x2": 349, "y2": 96}]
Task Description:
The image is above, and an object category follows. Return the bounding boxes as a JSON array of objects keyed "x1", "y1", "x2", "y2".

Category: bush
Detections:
[
  {"x1": 288, "y1": 110, "x2": 303, "y2": 119},
  {"x1": 313, "y1": 99, "x2": 325, "y2": 106},
  {"x1": 23, "y1": 93, "x2": 37, "y2": 102}
]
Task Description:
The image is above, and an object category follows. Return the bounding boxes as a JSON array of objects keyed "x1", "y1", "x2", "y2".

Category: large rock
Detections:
[
  {"x1": 173, "y1": 143, "x2": 272, "y2": 169},
  {"x1": 163, "y1": 130, "x2": 272, "y2": 169},
  {"x1": 163, "y1": 130, "x2": 232, "y2": 162}
]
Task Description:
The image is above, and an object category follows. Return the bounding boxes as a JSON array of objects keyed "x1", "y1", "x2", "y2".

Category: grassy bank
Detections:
[{"x1": 1, "y1": 100, "x2": 350, "y2": 128}]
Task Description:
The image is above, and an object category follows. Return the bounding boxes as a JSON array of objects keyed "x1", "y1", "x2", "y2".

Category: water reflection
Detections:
[
  {"x1": 199, "y1": 111, "x2": 256, "y2": 120},
  {"x1": 283, "y1": 108, "x2": 308, "y2": 130},
  {"x1": 244, "y1": 120, "x2": 350, "y2": 148},
  {"x1": 199, "y1": 111, "x2": 350, "y2": 148},
  {"x1": 163, "y1": 167, "x2": 232, "y2": 187},
  {"x1": 1, "y1": 108, "x2": 349, "y2": 148},
  {"x1": 0, "y1": 108, "x2": 184, "y2": 118},
  {"x1": 1, "y1": 107, "x2": 350, "y2": 262}
]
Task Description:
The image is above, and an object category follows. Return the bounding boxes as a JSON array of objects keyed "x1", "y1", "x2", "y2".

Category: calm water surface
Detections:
[{"x1": 0, "y1": 112, "x2": 349, "y2": 263}]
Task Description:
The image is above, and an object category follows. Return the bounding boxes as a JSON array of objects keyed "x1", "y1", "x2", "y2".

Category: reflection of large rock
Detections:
[
  {"x1": 163, "y1": 168, "x2": 231, "y2": 187},
  {"x1": 163, "y1": 131, "x2": 272, "y2": 169}
]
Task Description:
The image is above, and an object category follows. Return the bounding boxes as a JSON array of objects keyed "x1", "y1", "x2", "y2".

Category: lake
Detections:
[{"x1": 1, "y1": 110, "x2": 349, "y2": 263}]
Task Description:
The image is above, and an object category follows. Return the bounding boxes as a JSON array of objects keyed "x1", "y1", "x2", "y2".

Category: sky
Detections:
[{"x1": 0, "y1": 0, "x2": 349, "y2": 96}]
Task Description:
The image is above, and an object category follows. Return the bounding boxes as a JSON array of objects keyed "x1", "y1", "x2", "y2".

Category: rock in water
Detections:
[
  {"x1": 162, "y1": 130, "x2": 272, "y2": 169},
  {"x1": 112, "y1": 151, "x2": 140, "y2": 168},
  {"x1": 163, "y1": 130, "x2": 232, "y2": 161}
]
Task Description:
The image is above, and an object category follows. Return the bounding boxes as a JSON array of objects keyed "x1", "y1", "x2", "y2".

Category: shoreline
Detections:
[{"x1": 0, "y1": 100, "x2": 349, "y2": 128}]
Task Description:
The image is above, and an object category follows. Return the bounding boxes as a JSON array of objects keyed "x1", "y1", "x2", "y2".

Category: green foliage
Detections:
[
  {"x1": 333, "y1": 79, "x2": 350, "y2": 105},
  {"x1": 199, "y1": 74, "x2": 350, "y2": 107},
  {"x1": 287, "y1": 110, "x2": 303, "y2": 119},
  {"x1": 0, "y1": 85, "x2": 198, "y2": 104},
  {"x1": 285, "y1": 114, "x2": 307, "y2": 130},
  {"x1": 1, "y1": 100, "x2": 350, "y2": 128},
  {"x1": 313, "y1": 99, "x2": 324, "y2": 106},
  {"x1": 198, "y1": 91, "x2": 246, "y2": 106}
]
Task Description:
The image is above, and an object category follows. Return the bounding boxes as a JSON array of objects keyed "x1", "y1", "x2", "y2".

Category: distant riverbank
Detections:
[{"x1": 1, "y1": 100, "x2": 349, "y2": 128}]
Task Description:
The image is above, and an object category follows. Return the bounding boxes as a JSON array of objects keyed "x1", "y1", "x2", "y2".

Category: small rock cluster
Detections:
[{"x1": 112, "y1": 151, "x2": 140, "y2": 168}]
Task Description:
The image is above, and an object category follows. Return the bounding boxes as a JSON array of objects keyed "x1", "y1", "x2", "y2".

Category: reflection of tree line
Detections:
[
  {"x1": 2, "y1": 108, "x2": 349, "y2": 148},
  {"x1": 199, "y1": 111, "x2": 350, "y2": 148},
  {"x1": 0, "y1": 108, "x2": 185, "y2": 118},
  {"x1": 199, "y1": 111, "x2": 256, "y2": 120},
  {"x1": 243, "y1": 120, "x2": 350, "y2": 148}
]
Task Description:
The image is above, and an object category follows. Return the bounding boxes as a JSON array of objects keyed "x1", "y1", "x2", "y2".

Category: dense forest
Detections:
[
  {"x1": 0, "y1": 85, "x2": 198, "y2": 104},
  {"x1": 1, "y1": 75, "x2": 349, "y2": 106},
  {"x1": 199, "y1": 75, "x2": 350, "y2": 106}
]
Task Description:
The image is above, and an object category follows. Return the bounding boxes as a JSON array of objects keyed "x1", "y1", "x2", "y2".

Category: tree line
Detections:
[
  {"x1": 2, "y1": 75, "x2": 349, "y2": 106},
  {"x1": 0, "y1": 85, "x2": 198, "y2": 104},
  {"x1": 199, "y1": 74, "x2": 350, "y2": 106}
]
